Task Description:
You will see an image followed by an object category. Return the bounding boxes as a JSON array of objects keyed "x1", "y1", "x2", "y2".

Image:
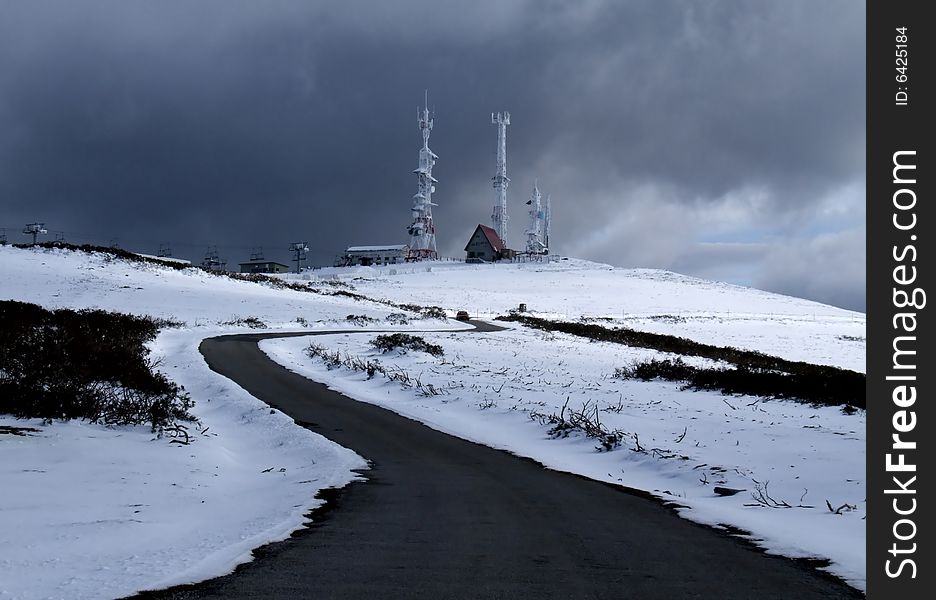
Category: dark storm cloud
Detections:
[{"x1": 0, "y1": 1, "x2": 864, "y2": 309}]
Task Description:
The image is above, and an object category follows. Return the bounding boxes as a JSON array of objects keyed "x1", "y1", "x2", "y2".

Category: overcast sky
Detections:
[{"x1": 0, "y1": 1, "x2": 865, "y2": 310}]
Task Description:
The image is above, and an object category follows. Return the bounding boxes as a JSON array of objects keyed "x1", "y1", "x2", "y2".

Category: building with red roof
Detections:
[{"x1": 464, "y1": 224, "x2": 514, "y2": 262}]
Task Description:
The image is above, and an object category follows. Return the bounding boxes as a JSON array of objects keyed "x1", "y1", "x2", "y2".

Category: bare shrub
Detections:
[
  {"x1": 0, "y1": 301, "x2": 195, "y2": 432},
  {"x1": 306, "y1": 341, "x2": 446, "y2": 397},
  {"x1": 371, "y1": 333, "x2": 444, "y2": 357},
  {"x1": 222, "y1": 316, "x2": 267, "y2": 329},
  {"x1": 346, "y1": 314, "x2": 378, "y2": 326},
  {"x1": 385, "y1": 312, "x2": 410, "y2": 325},
  {"x1": 533, "y1": 397, "x2": 625, "y2": 452}
]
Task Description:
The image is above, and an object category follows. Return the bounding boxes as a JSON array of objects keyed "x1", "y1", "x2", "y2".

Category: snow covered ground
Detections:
[
  {"x1": 300, "y1": 259, "x2": 865, "y2": 372},
  {"x1": 0, "y1": 329, "x2": 366, "y2": 600},
  {"x1": 261, "y1": 325, "x2": 866, "y2": 590},
  {"x1": 267, "y1": 259, "x2": 867, "y2": 589},
  {"x1": 0, "y1": 245, "x2": 452, "y2": 599},
  {"x1": 1, "y1": 246, "x2": 867, "y2": 596}
]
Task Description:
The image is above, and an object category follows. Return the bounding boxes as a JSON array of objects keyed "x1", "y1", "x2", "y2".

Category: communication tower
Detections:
[
  {"x1": 407, "y1": 91, "x2": 439, "y2": 260},
  {"x1": 525, "y1": 181, "x2": 549, "y2": 255},
  {"x1": 490, "y1": 111, "x2": 510, "y2": 246},
  {"x1": 543, "y1": 194, "x2": 552, "y2": 253}
]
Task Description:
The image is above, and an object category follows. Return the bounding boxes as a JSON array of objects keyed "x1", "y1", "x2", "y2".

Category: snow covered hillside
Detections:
[
  {"x1": 0, "y1": 245, "x2": 454, "y2": 600},
  {"x1": 274, "y1": 259, "x2": 866, "y2": 589},
  {"x1": 1, "y1": 246, "x2": 866, "y2": 596},
  {"x1": 300, "y1": 259, "x2": 865, "y2": 372}
]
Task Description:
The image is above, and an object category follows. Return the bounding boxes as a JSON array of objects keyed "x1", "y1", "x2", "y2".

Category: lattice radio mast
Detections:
[
  {"x1": 407, "y1": 91, "x2": 439, "y2": 260},
  {"x1": 525, "y1": 180, "x2": 547, "y2": 255},
  {"x1": 491, "y1": 111, "x2": 510, "y2": 246},
  {"x1": 543, "y1": 193, "x2": 551, "y2": 254}
]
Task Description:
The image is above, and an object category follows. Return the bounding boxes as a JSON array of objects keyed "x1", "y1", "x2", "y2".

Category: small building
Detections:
[
  {"x1": 339, "y1": 244, "x2": 410, "y2": 267},
  {"x1": 464, "y1": 224, "x2": 511, "y2": 262},
  {"x1": 239, "y1": 260, "x2": 290, "y2": 274}
]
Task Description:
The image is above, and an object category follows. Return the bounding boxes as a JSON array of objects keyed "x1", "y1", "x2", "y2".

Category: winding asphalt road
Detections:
[{"x1": 134, "y1": 322, "x2": 861, "y2": 599}]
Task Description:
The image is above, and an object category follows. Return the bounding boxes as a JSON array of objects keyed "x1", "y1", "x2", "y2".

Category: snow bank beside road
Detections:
[
  {"x1": 0, "y1": 246, "x2": 389, "y2": 599},
  {"x1": 262, "y1": 327, "x2": 866, "y2": 591},
  {"x1": 0, "y1": 329, "x2": 367, "y2": 600}
]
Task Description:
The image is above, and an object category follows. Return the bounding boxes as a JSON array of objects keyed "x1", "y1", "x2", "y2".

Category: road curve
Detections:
[{"x1": 133, "y1": 322, "x2": 861, "y2": 600}]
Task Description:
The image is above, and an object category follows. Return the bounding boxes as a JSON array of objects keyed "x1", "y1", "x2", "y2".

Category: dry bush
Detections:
[
  {"x1": 0, "y1": 300, "x2": 195, "y2": 431},
  {"x1": 371, "y1": 333, "x2": 444, "y2": 357},
  {"x1": 499, "y1": 314, "x2": 864, "y2": 408}
]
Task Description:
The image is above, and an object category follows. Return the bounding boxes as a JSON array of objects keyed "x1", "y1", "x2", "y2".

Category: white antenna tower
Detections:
[
  {"x1": 543, "y1": 193, "x2": 551, "y2": 254},
  {"x1": 407, "y1": 90, "x2": 439, "y2": 260},
  {"x1": 491, "y1": 111, "x2": 510, "y2": 246},
  {"x1": 525, "y1": 180, "x2": 547, "y2": 255}
]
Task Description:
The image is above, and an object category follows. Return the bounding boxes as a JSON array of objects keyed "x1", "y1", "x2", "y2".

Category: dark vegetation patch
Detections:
[
  {"x1": 346, "y1": 313, "x2": 418, "y2": 326},
  {"x1": 614, "y1": 358, "x2": 698, "y2": 381},
  {"x1": 395, "y1": 304, "x2": 447, "y2": 320},
  {"x1": 211, "y1": 271, "x2": 365, "y2": 299},
  {"x1": 222, "y1": 316, "x2": 267, "y2": 329},
  {"x1": 371, "y1": 333, "x2": 444, "y2": 357},
  {"x1": 837, "y1": 335, "x2": 865, "y2": 343},
  {"x1": 224, "y1": 275, "x2": 446, "y2": 320},
  {"x1": 615, "y1": 358, "x2": 862, "y2": 409},
  {"x1": 643, "y1": 314, "x2": 688, "y2": 324},
  {"x1": 0, "y1": 425, "x2": 41, "y2": 436},
  {"x1": 0, "y1": 300, "x2": 195, "y2": 431},
  {"x1": 346, "y1": 314, "x2": 378, "y2": 326},
  {"x1": 497, "y1": 314, "x2": 864, "y2": 409}
]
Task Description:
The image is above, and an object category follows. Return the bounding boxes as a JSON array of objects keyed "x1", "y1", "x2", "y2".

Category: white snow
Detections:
[
  {"x1": 1, "y1": 245, "x2": 866, "y2": 596},
  {"x1": 269, "y1": 258, "x2": 867, "y2": 590},
  {"x1": 301, "y1": 259, "x2": 865, "y2": 372},
  {"x1": 0, "y1": 329, "x2": 367, "y2": 600},
  {"x1": 0, "y1": 245, "x2": 450, "y2": 599},
  {"x1": 260, "y1": 324, "x2": 866, "y2": 590}
]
